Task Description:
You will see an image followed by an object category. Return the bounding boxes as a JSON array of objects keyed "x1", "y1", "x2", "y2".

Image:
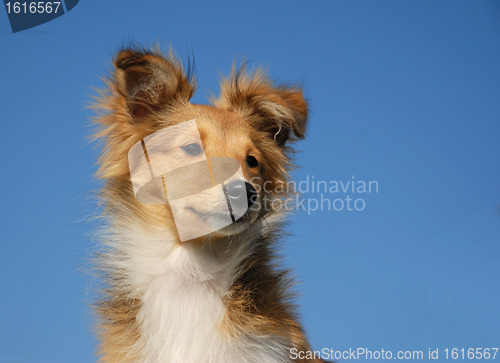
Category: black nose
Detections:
[{"x1": 224, "y1": 181, "x2": 257, "y2": 207}]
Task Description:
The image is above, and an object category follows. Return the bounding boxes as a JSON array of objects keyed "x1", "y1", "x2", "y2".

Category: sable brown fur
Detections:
[{"x1": 90, "y1": 45, "x2": 327, "y2": 363}]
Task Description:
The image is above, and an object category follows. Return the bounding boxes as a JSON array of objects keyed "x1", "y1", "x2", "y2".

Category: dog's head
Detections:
[{"x1": 94, "y1": 47, "x2": 308, "y2": 242}]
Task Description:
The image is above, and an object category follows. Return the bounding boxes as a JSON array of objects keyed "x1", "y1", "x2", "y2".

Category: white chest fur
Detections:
[{"x1": 112, "y1": 226, "x2": 289, "y2": 363}]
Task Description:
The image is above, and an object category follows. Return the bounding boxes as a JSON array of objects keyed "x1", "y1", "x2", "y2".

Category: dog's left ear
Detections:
[
  {"x1": 113, "y1": 48, "x2": 195, "y2": 122},
  {"x1": 216, "y1": 68, "x2": 308, "y2": 146}
]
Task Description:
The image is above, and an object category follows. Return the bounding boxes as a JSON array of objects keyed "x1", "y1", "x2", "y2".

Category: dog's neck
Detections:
[
  {"x1": 103, "y1": 220, "x2": 289, "y2": 363},
  {"x1": 137, "y1": 248, "x2": 229, "y2": 362}
]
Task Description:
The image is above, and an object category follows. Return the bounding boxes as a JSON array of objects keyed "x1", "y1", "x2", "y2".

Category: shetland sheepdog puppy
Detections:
[{"x1": 90, "y1": 46, "x2": 326, "y2": 363}]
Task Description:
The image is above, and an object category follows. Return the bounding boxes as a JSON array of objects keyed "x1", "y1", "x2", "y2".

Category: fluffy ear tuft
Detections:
[
  {"x1": 114, "y1": 47, "x2": 196, "y2": 121},
  {"x1": 215, "y1": 66, "x2": 308, "y2": 146}
]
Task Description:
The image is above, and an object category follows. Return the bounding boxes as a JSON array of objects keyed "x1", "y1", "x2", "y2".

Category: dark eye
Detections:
[
  {"x1": 246, "y1": 155, "x2": 259, "y2": 168},
  {"x1": 181, "y1": 143, "x2": 202, "y2": 156}
]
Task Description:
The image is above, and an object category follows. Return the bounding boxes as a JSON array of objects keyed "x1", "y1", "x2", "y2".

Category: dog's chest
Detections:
[{"x1": 135, "y1": 257, "x2": 289, "y2": 363}]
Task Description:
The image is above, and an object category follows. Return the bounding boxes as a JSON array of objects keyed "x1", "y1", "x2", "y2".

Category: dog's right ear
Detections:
[
  {"x1": 114, "y1": 48, "x2": 196, "y2": 122},
  {"x1": 215, "y1": 65, "x2": 308, "y2": 147}
]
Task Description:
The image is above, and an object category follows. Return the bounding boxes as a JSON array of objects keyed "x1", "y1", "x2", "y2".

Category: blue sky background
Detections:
[{"x1": 1, "y1": 1, "x2": 499, "y2": 362}]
